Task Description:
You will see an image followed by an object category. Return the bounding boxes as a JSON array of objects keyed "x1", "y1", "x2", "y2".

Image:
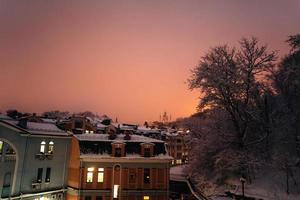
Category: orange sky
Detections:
[{"x1": 0, "y1": 0, "x2": 300, "y2": 124}]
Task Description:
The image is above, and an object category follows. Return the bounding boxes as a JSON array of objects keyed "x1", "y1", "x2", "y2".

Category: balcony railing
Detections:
[
  {"x1": 31, "y1": 181, "x2": 42, "y2": 189},
  {"x1": 35, "y1": 153, "x2": 53, "y2": 160}
]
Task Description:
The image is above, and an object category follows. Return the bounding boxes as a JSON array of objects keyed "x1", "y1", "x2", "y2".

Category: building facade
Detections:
[
  {"x1": 165, "y1": 131, "x2": 189, "y2": 165},
  {"x1": 67, "y1": 133, "x2": 172, "y2": 200},
  {"x1": 0, "y1": 116, "x2": 71, "y2": 200}
]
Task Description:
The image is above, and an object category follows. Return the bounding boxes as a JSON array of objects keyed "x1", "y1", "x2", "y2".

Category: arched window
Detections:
[
  {"x1": 48, "y1": 141, "x2": 54, "y2": 154},
  {"x1": 3, "y1": 172, "x2": 11, "y2": 187},
  {"x1": 40, "y1": 141, "x2": 46, "y2": 153}
]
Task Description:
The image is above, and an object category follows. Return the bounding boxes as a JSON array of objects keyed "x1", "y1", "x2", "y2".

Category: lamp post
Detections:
[{"x1": 240, "y1": 177, "x2": 246, "y2": 199}]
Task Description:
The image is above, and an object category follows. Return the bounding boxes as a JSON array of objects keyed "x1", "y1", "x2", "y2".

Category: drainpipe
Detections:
[
  {"x1": 19, "y1": 135, "x2": 29, "y2": 196},
  {"x1": 78, "y1": 160, "x2": 82, "y2": 200},
  {"x1": 62, "y1": 140, "x2": 68, "y2": 194}
]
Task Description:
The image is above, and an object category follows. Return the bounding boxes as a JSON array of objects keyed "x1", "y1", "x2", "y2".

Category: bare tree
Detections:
[{"x1": 188, "y1": 37, "x2": 277, "y2": 148}]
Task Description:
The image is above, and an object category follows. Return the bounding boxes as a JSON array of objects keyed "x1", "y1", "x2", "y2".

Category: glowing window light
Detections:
[
  {"x1": 97, "y1": 168, "x2": 104, "y2": 183},
  {"x1": 40, "y1": 141, "x2": 46, "y2": 153},
  {"x1": 48, "y1": 141, "x2": 54, "y2": 154},
  {"x1": 113, "y1": 185, "x2": 119, "y2": 198},
  {"x1": 143, "y1": 196, "x2": 150, "y2": 200},
  {"x1": 0, "y1": 141, "x2": 3, "y2": 153},
  {"x1": 87, "y1": 167, "x2": 94, "y2": 182}
]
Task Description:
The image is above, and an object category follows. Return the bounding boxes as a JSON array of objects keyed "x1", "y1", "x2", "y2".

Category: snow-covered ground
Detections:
[
  {"x1": 170, "y1": 165, "x2": 187, "y2": 181},
  {"x1": 211, "y1": 168, "x2": 300, "y2": 200}
]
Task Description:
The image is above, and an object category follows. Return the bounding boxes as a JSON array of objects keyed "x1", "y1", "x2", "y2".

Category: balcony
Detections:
[
  {"x1": 35, "y1": 153, "x2": 46, "y2": 160},
  {"x1": 31, "y1": 181, "x2": 42, "y2": 190},
  {"x1": 4, "y1": 155, "x2": 16, "y2": 162},
  {"x1": 35, "y1": 153, "x2": 53, "y2": 160},
  {"x1": 45, "y1": 153, "x2": 53, "y2": 160}
]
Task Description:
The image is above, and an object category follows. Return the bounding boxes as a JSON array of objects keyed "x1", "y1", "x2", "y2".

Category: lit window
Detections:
[
  {"x1": 87, "y1": 167, "x2": 94, "y2": 182},
  {"x1": 97, "y1": 168, "x2": 104, "y2": 183},
  {"x1": 113, "y1": 185, "x2": 119, "y2": 198},
  {"x1": 0, "y1": 141, "x2": 3, "y2": 154},
  {"x1": 48, "y1": 141, "x2": 54, "y2": 154},
  {"x1": 176, "y1": 159, "x2": 182, "y2": 164},
  {"x1": 40, "y1": 141, "x2": 46, "y2": 153},
  {"x1": 143, "y1": 196, "x2": 150, "y2": 200}
]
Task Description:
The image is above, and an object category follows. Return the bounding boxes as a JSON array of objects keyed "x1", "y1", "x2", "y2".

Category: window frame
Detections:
[
  {"x1": 97, "y1": 168, "x2": 104, "y2": 183},
  {"x1": 86, "y1": 167, "x2": 94, "y2": 183}
]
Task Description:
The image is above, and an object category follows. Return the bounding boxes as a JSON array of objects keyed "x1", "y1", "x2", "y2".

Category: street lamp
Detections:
[{"x1": 240, "y1": 177, "x2": 246, "y2": 198}]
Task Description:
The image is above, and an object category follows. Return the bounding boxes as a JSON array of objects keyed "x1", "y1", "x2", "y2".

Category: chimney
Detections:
[
  {"x1": 18, "y1": 118, "x2": 28, "y2": 129},
  {"x1": 124, "y1": 131, "x2": 131, "y2": 140},
  {"x1": 108, "y1": 126, "x2": 117, "y2": 140}
]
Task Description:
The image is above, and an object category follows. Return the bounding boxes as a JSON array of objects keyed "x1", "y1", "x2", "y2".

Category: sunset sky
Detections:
[{"x1": 0, "y1": 0, "x2": 300, "y2": 124}]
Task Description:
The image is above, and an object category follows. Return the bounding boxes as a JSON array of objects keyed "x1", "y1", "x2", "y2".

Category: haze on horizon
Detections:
[{"x1": 0, "y1": 0, "x2": 300, "y2": 124}]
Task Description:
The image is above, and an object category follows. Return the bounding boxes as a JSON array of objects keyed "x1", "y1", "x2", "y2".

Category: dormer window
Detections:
[
  {"x1": 48, "y1": 141, "x2": 54, "y2": 154},
  {"x1": 40, "y1": 141, "x2": 46, "y2": 153},
  {"x1": 115, "y1": 147, "x2": 122, "y2": 157},
  {"x1": 141, "y1": 143, "x2": 154, "y2": 157},
  {"x1": 112, "y1": 143, "x2": 125, "y2": 157},
  {"x1": 144, "y1": 147, "x2": 151, "y2": 157}
]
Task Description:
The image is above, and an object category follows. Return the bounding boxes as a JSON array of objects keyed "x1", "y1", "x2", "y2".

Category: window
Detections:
[
  {"x1": 37, "y1": 168, "x2": 43, "y2": 183},
  {"x1": 74, "y1": 120, "x2": 83, "y2": 129},
  {"x1": 45, "y1": 168, "x2": 51, "y2": 182},
  {"x1": 87, "y1": 167, "x2": 94, "y2": 182},
  {"x1": 97, "y1": 168, "x2": 104, "y2": 183},
  {"x1": 0, "y1": 141, "x2": 3, "y2": 154},
  {"x1": 3, "y1": 172, "x2": 11, "y2": 187},
  {"x1": 157, "y1": 169, "x2": 164, "y2": 183},
  {"x1": 96, "y1": 196, "x2": 102, "y2": 200},
  {"x1": 48, "y1": 141, "x2": 54, "y2": 154},
  {"x1": 113, "y1": 185, "x2": 119, "y2": 198},
  {"x1": 40, "y1": 141, "x2": 46, "y2": 153},
  {"x1": 115, "y1": 147, "x2": 121, "y2": 157},
  {"x1": 85, "y1": 196, "x2": 91, "y2": 200},
  {"x1": 176, "y1": 159, "x2": 182, "y2": 164},
  {"x1": 177, "y1": 152, "x2": 182, "y2": 158},
  {"x1": 6, "y1": 146, "x2": 15, "y2": 154},
  {"x1": 143, "y1": 168, "x2": 150, "y2": 184},
  {"x1": 129, "y1": 169, "x2": 136, "y2": 183},
  {"x1": 143, "y1": 196, "x2": 150, "y2": 200},
  {"x1": 144, "y1": 148, "x2": 151, "y2": 157}
]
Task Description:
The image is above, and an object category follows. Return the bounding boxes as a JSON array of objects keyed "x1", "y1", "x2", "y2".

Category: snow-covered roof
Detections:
[
  {"x1": 0, "y1": 114, "x2": 12, "y2": 120},
  {"x1": 137, "y1": 126, "x2": 160, "y2": 133},
  {"x1": 96, "y1": 123, "x2": 107, "y2": 129},
  {"x1": 41, "y1": 118, "x2": 57, "y2": 124},
  {"x1": 80, "y1": 153, "x2": 173, "y2": 160},
  {"x1": 74, "y1": 133, "x2": 164, "y2": 143},
  {"x1": 2, "y1": 119, "x2": 69, "y2": 136}
]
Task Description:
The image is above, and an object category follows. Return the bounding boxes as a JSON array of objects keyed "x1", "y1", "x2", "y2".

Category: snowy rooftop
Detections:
[
  {"x1": 75, "y1": 133, "x2": 164, "y2": 143},
  {"x1": 2, "y1": 119, "x2": 69, "y2": 136},
  {"x1": 137, "y1": 126, "x2": 160, "y2": 133},
  {"x1": 80, "y1": 153, "x2": 173, "y2": 160}
]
